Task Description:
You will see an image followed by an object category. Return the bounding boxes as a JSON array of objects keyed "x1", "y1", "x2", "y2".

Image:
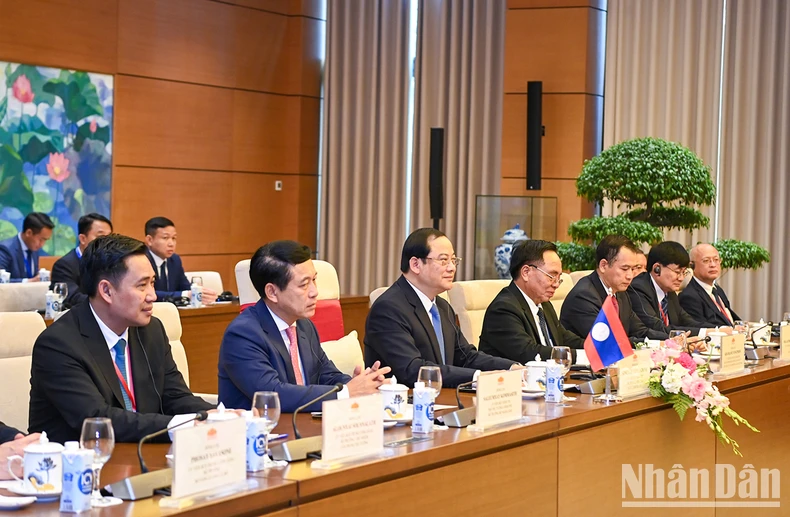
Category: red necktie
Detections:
[
  {"x1": 610, "y1": 294, "x2": 620, "y2": 314},
  {"x1": 285, "y1": 326, "x2": 304, "y2": 385},
  {"x1": 712, "y1": 289, "x2": 733, "y2": 324}
]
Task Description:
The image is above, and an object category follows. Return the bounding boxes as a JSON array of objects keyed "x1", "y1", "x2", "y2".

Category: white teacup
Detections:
[
  {"x1": 707, "y1": 332, "x2": 727, "y2": 349},
  {"x1": 525, "y1": 361, "x2": 547, "y2": 390},
  {"x1": 7, "y1": 433, "x2": 64, "y2": 494},
  {"x1": 0, "y1": 270, "x2": 10, "y2": 283},
  {"x1": 379, "y1": 380, "x2": 409, "y2": 415}
]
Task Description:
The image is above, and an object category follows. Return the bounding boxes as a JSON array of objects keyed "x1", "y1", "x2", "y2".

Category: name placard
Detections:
[
  {"x1": 474, "y1": 369, "x2": 522, "y2": 429},
  {"x1": 720, "y1": 333, "x2": 746, "y2": 374},
  {"x1": 781, "y1": 325, "x2": 790, "y2": 361},
  {"x1": 321, "y1": 394, "x2": 383, "y2": 462},
  {"x1": 616, "y1": 349, "x2": 652, "y2": 398},
  {"x1": 172, "y1": 417, "x2": 246, "y2": 499}
]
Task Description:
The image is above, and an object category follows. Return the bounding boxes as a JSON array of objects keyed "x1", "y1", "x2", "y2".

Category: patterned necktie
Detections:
[
  {"x1": 429, "y1": 303, "x2": 446, "y2": 364},
  {"x1": 712, "y1": 287, "x2": 733, "y2": 324},
  {"x1": 159, "y1": 262, "x2": 169, "y2": 290},
  {"x1": 113, "y1": 339, "x2": 133, "y2": 411},
  {"x1": 537, "y1": 307, "x2": 554, "y2": 347},
  {"x1": 660, "y1": 295, "x2": 670, "y2": 325},
  {"x1": 285, "y1": 326, "x2": 305, "y2": 385},
  {"x1": 25, "y1": 249, "x2": 33, "y2": 278}
]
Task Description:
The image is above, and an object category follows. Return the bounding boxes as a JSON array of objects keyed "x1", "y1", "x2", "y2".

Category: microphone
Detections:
[
  {"x1": 270, "y1": 384, "x2": 344, "y2": 462},
  {"x1": 293, "y1": 383, "x2": 344, "y2": 439},
  {"x1": 455, "y1": 380, "x2": 474, "y2": 409},
  {"x1": 138, "y1": 410, "x2": 209, "y2": 473}
]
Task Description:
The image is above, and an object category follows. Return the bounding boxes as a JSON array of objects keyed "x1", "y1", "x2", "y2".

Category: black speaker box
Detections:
[{"x1": 526, "y1": 81, "x2": 543, "y2": 190}]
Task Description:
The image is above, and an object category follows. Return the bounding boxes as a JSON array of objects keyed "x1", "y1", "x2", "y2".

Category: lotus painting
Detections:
[{"x1": 0, "y1": 62, "x2": 113, "y2": 256}]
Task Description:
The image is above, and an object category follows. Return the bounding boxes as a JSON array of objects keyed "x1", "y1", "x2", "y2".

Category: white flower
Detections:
[{"x1": 661, "y1": 363, "x2": 687, "y2": 394}]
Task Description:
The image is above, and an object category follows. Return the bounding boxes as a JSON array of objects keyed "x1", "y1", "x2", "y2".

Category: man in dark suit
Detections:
[
  {"x1": 218, "y1": 241, "x2": 389, "y2": 412},
  {"x1": 29, "y1": 234, "x2": 214, "y2": 444},
  {"x1": 0, "y1": 212, "x2": 54, "y2": 282},
  {"x1": 560, "y1": 235, "x2": 669, "y2": 344},
  {"x1": 144, "y1": 216, "x2": 218, "y2": 304},
  {"x1": 627, "y1": 241, "x2": 709, "y2": 337},
  {"x1": 50, "y1": 213, "x2": 113, "y2": 308},
  {"x1": 479, "y1": 240, "x2": 583, "y2": 364},
  {"x1": 365, "y1": 228, "x2": 521, "y2": 388},
  {"x1": 679, "y1": 243, "x2": 741, "y2": 327},
  {"x1": 0, "y1": 422, "x2": 40, "y2": 480}
]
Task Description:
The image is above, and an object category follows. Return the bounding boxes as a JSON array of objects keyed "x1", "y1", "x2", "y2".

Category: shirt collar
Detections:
[
  {"x1": 693, "y1": 276, "x2": 715, "y2": 295},
  {"x1": 149, "y1": 249, "x2": 166, "y2": 269},
  {"x1": 17, "y1": 234, "x2": 29, "y2": 254},
  {"x1": 596, "y1": 272, "x2": 614, "y2": 297},
  {"x1": 89, "y1": 302, "x2": 129, "y2": 351},
  {"x1": 405, "y1": 278, "x2": 435, "y2": 314},
  {"x1": 650, "y1": 275, "x2": 666, "y2": 303},
  {"x1": 75, "y1": 247, "x2": 82, "y2": 259},
  {"x1": 266, "y1": 304, "x2": 295, "y2": 333},
  {"x1": 516, "y1": 284, "x2": 540, "y2": 317}
]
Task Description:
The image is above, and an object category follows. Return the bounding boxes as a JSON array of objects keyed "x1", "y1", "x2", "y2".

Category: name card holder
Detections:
[
  {"x1": 616, "y1": 349, "x2": 652, "y2": 399},
  {"x1": 714, "y1": 333, "x2": 747, "y2": 377},
  {"x1": 468, "y1": 369, "x2": 525, "y2": 433},
  {"x1": 777, "y1": 325, "x2": 790, "y2": 363},
  {"x1": 311, "y1": 394, "x2": 387, "y2": 470}
]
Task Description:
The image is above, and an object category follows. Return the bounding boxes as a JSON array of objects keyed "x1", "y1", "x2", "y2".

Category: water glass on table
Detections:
[
  {"x1": 550, "y1": 346, "x2": 574, "y2": 406},
  {"x1": 252, "y1": 391, "x2": 283, "y2": 468},
  {"x1": 80, "y1": 417, "x2": 121, "y2": 507},
  {"x1": 417, "y1": 366, "x2": 442, "y2": 398}
]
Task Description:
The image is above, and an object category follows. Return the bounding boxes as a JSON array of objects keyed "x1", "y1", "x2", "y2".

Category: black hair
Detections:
[
  {"x1": 400, "y1": 228, "x2": 447, "y2": 273},
  {"x1": 80, "y1": 234, "x2": 149, "y2": 297},
  {"x1": 250, "y1": 240, "x2": 312, "y2": 296},
  {"x1": 596, "y1": 235, "x2": 639, "y2": 266},
  {"x1": 144, "y1": 216, "x2": 175, "y2": 237},
  {"x1": 78, "y1": 213, "x2": 113, "y2": 236},
  {"x1": 647, "y1": 241, "x2": 690, "y2": 270},
  {"x1": 509, "y1": 239, "x2": 558, "y2": 279},
  {"x1": 22, "y1": 212, "x2": 54, "y2": 233}
]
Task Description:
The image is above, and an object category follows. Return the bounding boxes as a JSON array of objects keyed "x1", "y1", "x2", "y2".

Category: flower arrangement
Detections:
[{"x1": 647, "y1": 341, "x2": 759, "y2": 456}]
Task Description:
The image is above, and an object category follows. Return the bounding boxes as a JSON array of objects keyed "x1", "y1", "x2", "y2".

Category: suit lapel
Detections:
[
  {"x1": 76, "y1": 303, "x2": 127, "y2": 409},
  {"x1": 397, "y1": 277, "x2": 443, "y2": 364},
  {"x1": 695, "y1": 281, "x2": 725, "y2": 322},
  {"x1": 255, "y1": 302, "x2": 297, "y2": 383},
  {"x1": 540, "y1": 302, "x2": 560, "y2": 346},
  {"x1": 128, "y1": 327, "x2": 156, "y2": 413},
  {"x1": 437, "y1": 302, "x2": 454, "y2": 366},
  {"x1": 296, "y1": 322, "x2": 315, "y2": 384},
  {"x1": 508, "y1": 282, "x2": 541, "y2": 341},
  {"x1": 13, "y1": 240, "x2": 26, "y2": 277}
]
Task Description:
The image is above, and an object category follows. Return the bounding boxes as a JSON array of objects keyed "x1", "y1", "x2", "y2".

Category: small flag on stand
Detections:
[{"x1": 583, "y1": 296, "x2": 634, "y2": 372}]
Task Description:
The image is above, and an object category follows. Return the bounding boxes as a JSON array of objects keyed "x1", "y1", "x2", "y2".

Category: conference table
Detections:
[{"x1": 5, "y1": 358, "x2": 789, "y2": 516}]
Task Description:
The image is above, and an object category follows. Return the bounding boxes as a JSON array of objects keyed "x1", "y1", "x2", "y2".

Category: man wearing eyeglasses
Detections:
[
  {"x1": 364, "y1": 228, "x2": 521, "y2": 387},
  {"x1": 627, "y1": 241, "x2": 708, "y2": 337},
  {"x1": 679, "y1": 243, "x2": 741, "y2": 327},
  {"x1": 479, "y1": 240, "x2": 583, "y2": 364}
]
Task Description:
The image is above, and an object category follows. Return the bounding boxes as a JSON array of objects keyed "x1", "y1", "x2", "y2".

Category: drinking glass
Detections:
[
  {"x1": 417, "y1": 366, "x2": 442, "y2": 399},
  {"x1": 190, "y1": 276, "x2": 203, "y2": 287},
  {"x1": 52, "y1": 282, "x2": 68, "y2": 311},
  {"x1": 80, "y1": 417, "x2": 116, "y2": 507},
  {"x1": 668, "y1": 330, "x2": 688, "y2": 352},
  {"x1": 252, "y1": 391, "x2": 281, "y2": 468},
  {"x1": 733, "y1": 320, "x2": 748, "y2": 335},
  {"x1": 782, "y1": 312, "x2": 790, "y2": 324},
  {"x1": 550, "y1": 347, "x2": 573, "y2": 406}
]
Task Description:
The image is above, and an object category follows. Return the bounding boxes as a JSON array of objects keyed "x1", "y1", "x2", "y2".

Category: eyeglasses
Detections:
[
  {"x1": 424, "y1": 256, "x2": 462, "y2": 268},
  {"x1": 528, "y1": 265, "x2": 563, "y2": 285},
  {"x1": 700, "y1": 257, "x2": 721, "y2": 265},
  {"x1": 665, "y1": 265, "x2": 691, "y2": 278}
]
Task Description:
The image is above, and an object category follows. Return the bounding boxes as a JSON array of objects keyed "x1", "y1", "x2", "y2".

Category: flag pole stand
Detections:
[{"x1": 594, "y1": 367, "x2": 622, "y2": 403}]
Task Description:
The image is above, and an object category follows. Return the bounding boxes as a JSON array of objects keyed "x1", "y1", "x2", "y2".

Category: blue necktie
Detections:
[
  {"x1": 660, "y1": 296, "x2": 670, "y2": 325},
  {"x1": 25, "y1": 249, "x2": 33, "y2": 278},
  {"x1": 113, "y1": 339, "x2": 133, "y2": 411},
  {"x1": 429, "y1": 303, "x2": 446, "y2": 364}
]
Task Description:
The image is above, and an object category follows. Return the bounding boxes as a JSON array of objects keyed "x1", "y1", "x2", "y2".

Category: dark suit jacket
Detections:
[
  {"x1": 627, "y1": 272, "x2": 705, "y2": 335},
  {"x1": 678, "y1": 278, "x2": 741, "y2": 327},
  {"x1": 51, "y1": 248, "x2": 88, "y2": 308},
  {"x1": 479, "y1": 282, "x2": 583, "y2": 364},
  {"x1": 29, "y1": 301, "x2": 214, "y2": 443},
  {"x1": 0, "y1": 235, "x2": 37, "y2": 281},
  {"x1": 364, "y1": 276, "x2": 516, "y2": 388},
  {"x1": 218, "y1": 300, "x2": 351, "y2": 412},
  {"x1": 560, "y1": 271, "x2": 668, "y2": 343},
  {"x1": 0, "y1": 421, "x2": 22, "y2": 444},
  {"x1": 146, "y1": 250, "x2": 191, "y2": 301}
]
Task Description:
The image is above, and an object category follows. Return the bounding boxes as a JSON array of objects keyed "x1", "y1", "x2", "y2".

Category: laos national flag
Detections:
[{"x1": 583, "y1": 296, "x2": 633, "y2": 372}]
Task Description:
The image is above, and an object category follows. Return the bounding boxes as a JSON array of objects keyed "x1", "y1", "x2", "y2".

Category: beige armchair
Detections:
[
  {"x1": 447, "y1": 280, "x2": 509, "y2": 348},
  {"x1": 183, "y1": 271, "x2": 224, "y2": 294},
  {"x1": 0, "y1": 282, "x2": 49, "y2": 312},
  {"x1": 0, "y1": 312, "x2": 46, "y2": 431}
]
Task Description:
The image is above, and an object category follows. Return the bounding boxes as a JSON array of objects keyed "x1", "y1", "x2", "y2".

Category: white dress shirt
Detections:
[
  {"x1": 693, "y1": 276, "x2": 733, "y2": 325},
  {"x1": 515, "y1": 285, "x2": 551, "y2": 351},
  {"x1": 149, "y1": 250, "x2": 190, "y2": 298},
  {"x1": 17, "y1": 234, "x2": 32, "y2": 283}
]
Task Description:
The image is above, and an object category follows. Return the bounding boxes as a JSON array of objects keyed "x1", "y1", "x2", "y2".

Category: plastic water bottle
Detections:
[
  {"x1": 411, "y1": 382, "x2": 435, "y2": 434},
  {"x1": 60, "y1": 442, "x2": 93, "y2": 513},
  {"x1": 544, "y1": 361, "x2": 563, "y2": 403},
  {"x1": 38, "y1": 268, "x2": 50, "y2": 283},
  {"x1": 45, "y1": 290, "x2": 57, "y2": 320},
  {"x1": 0, "y1": 269, "x2": 9, "y2": 283},
  {"x1": 190, "y1": 282, "x2": 203, "y2": 308}
]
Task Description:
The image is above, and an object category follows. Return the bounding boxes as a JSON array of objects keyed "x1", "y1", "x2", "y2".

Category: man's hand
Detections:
[
  {"x1": 346, "y1": 361, "x2": 392, "y2": 397},
  {"x1": 201, "y1": 288, "x2": 218, "y2": 305},
  {"x1": 28, "y1": 274, "x2": 41, "y2": 282},
  {"x1": 687, "y1": 336, "x2": 708, "y2": 352},
  {"x1": 509, "y1": 363, "x2": 526, "y2": 371},
  {"x1": 0, "y1": 433, "x2": 42, "y2": 480}
]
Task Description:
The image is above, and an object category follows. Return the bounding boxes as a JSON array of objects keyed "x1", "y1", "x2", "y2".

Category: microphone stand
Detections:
[{"x1": 441, "y1": 380, "x2": 477, "y2": 428}]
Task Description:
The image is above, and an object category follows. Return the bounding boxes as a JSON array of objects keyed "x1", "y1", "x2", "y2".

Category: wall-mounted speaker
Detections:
[
  {"x1": 429, "y1": 127, "x2": 444, "y2": 229},
  {"x1": 526, "y1": 81, "x2": 543, "y2": 190}
]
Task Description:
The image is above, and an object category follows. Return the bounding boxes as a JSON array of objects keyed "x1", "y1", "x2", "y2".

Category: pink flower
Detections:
[
  {"x1": 650, "y1": 348, "x2": 668, "y2": 366},
  {"x1": 682, "y1": 374, "x2": 707, "y2": 401},
  {"x1": 666, "y1": 348, "x2": 681, "y2": 359},
  {"x1": 695, "y1": 407, "x2": 709, "y2": 422},
  {"x1": 89, "y1": 120, "x2": 98, "y2": 133},
  {"x1": 46, "y1": 153, "x2": 70, "y2": 183},
  {"x1": 693, "y1": 355, "x2": 707, "y2": 365},
  {"x1": 12, "y1": 75, "x2": 35, "y2": 103},
  {"x1": 665, "y1": 338, "x2": 681, "y2": 350},
  {"x1": 677, "y1": 352, "x2": 697, "y2": 374}
]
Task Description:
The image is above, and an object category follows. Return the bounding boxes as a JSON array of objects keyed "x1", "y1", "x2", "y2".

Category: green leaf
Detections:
[
  {"x1": 0, "y1": 96, "x2": 6, "y2": 122},
  {"x1": 5, "y1": 64, "x2": 57, "y2": 106},
  {"x1": 73, "y1": 122, "x2": 110, "y2": 152},
  {"x1": 0, "y1": 219, "x2": 18, "y2": 240},
  {"x1": 33, "y1": 191, "x2": 55, "y2": 213},
  {"x1": 8, "y1": 115, "x2": 64, "y2": 164},
  {"x1": 672, "y1": 395, "x2": 692, "y2": 421},
  {"x1": 568, "y1": 216, "x2": 663, "y2": 246},
  {"x1": 713, "y1": 239, "x2": 771, "y2": 270},
  {"x1": 624, "y1": 205, "x2": 710, "y2": 231},
  {"x1": 0, "y1": 144, "x2": 34, "y2": 214},
  {"x1": 555, "y1": 242, "x2": 596, "y2": 271},
  {"x1": 43, "y1": 71, "x2": 103, "y2": 122},
  {"x1": 42, "y1": 222, "x2": 76, "y2": 257}
]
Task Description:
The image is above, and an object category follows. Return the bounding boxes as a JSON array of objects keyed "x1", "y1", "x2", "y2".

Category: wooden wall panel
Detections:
[
  {"x1": 111, "y1": 167, "x2": 234, "y2": 253},
  {"x1": 296, "y1": 175, "x2": 319, "y2": 249},
  {"x1": 0, "y1": 0, "x2": 118, "y2": 73},
  {"x1": 180, "y1": 253, "x2": 250, "y2": 294},
  {"x1": 287, "y1": 17, "x2": 325, "y2": 98},
  {"x1": 296, "y1": 96, "x2": 322, "y2": 172},
  {"x1": 114, "y1": 76, "x2": 235, "y2": 170},
  {"x1": 223, "y1": 0, "x2": 326, "y2": 19},
  {"x1": 234, "y1": 10, "x2": 291, "y2": 93}
]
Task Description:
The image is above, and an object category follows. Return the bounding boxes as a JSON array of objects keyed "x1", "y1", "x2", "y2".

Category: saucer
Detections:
[
  {"x1": 383, "y1": 421, "x2": 398, "y2": 429},
  {"x1": 0, "y1": 495, "x2": 37, "y2": 510},
  {"x1": 694, "y1": 351, "x2": 721, "y2": 360},
  {"x1": 384, "y1": 404, "x2": 413, "y2": 423},
  {"x1": 6, "y1": 482, "x2": 60, "y2": 502},
  {"x1": 522, "y1": 391, "x2": 544, "y2": 399}
]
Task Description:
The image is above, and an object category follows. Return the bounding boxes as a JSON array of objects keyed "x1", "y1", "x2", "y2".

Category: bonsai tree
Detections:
[{"x1": 556, "y1": 137, "x2": 770, "y2": 271}]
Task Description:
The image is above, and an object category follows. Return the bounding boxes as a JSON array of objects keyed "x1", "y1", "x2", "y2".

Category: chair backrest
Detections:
[
  {"x1": 235, "y1": 259, "x2": 258, "y2": 310},
  {"x1": 183, "y1": 271, "x2": 224, "y2": 294},
  {"x1": 447, "y1": 280, "x2": 510, "y2": 347},
  {"x1": 0, "y1": 312, "x2": 46, "y2": 431},
  {"x1": 0, "y1": 282, "x2": 49, "y2": 312},
  {"x1": 368, "y1": 286, "x2": 449, "y2": 308},
  {"x1": 570, "y1": 270, "x2": 594, "y2": 284},
  {"x1": 151, "y1": 302, "x2": 190, "y2": 388},
  {"x1": 310, "y1": 260, "x2": 344, "y2": 341},
  {"x1": 549, "y1": 273, "x2": 574, "y2": 314},
  {"x1": 321, "y1": 330, "x2": 364, "y2": 377}
]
